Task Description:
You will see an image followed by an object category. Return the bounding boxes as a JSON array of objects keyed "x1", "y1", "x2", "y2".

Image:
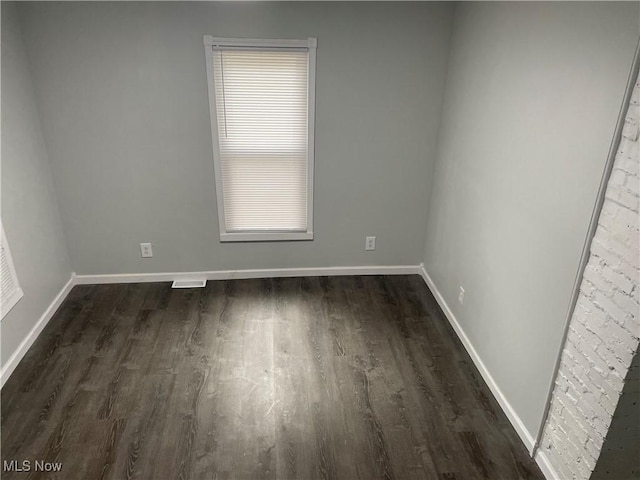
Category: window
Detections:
[
  {"x1": 203, "y1": 36, "x2": 317, "y2": 242},
  {"x1": 1, "y1": 222, "x2": 23, "y2": 320}
]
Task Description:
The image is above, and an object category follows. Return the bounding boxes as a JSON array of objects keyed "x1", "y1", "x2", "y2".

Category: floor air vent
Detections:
[{"x1": 171, "y1": 279, "x2": 207, "y2": 289}]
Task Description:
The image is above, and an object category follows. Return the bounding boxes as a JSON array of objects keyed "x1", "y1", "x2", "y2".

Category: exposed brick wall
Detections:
[{"x1": 539, "y1": 72, "x2": 639, "y2": 480}]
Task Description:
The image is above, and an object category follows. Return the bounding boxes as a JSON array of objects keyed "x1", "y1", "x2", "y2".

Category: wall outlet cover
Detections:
[
  {"x1": 365, "y1": 236, "x2": 376, "y2": 251},
  {"x1": 140, "y1": 243, "x2": 153, "y2": 258},
  {"x1": 458, "y1": 286, "x2": 465, "y2": 304}
]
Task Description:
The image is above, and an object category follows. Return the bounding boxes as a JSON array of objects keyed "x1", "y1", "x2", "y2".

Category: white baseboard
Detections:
[
  {"x1": 534, "y1": 449, "x2": 560, "y2": 480},
  {"x1": 418, "y1": 264, "x2": 537, "y2": 455},
  {"x1": 1, "y1": 274, "x2": 76, "y2": 388},
  {"x1": 74, "y1": 265, "x2": 421, "y2": 285}
]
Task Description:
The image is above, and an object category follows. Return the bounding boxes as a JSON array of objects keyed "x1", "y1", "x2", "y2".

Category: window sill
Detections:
[{"x1": 220, "y1": 231, "x2": 313, "y2": 242}]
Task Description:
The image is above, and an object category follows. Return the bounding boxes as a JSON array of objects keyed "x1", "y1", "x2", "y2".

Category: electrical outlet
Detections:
[
  {"x1": 365, "y1": 236, "x2": 376, "y2": 251},
  {"x1": 458, "y1": 286, "x2": 465, "y2": 304},
  {"x1": 140, "y1": 242, "x2": 153, "y2": 258}
]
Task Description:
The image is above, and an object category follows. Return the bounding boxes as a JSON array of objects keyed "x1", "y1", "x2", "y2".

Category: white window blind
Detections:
[
  {"x1": 1, "y1": 223, "x2": 23, "y2": 320},
  {"x1": 204, "y1": 37, "x2": 316, "y2": 242}
]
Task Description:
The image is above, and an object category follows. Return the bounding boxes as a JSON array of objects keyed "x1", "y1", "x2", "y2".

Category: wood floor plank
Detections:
[{"x1": 1, "y1": 276, "x2": 544, "y2": 479}]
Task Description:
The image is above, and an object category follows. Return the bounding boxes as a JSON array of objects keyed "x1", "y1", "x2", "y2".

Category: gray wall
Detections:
[
  {"x1": 17, "y1": 1, "x2": 453, "y2": 275},
  {"x1": 1, "y1": 3, "x2": 72, "y2": 366},
  {"x1": 423, "y1": 2, "x2": 639, "y2": 438}
]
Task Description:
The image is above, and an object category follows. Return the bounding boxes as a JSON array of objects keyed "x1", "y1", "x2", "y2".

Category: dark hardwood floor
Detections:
[{"x1": 1, "y1": 276, "x2": 543, "y2": 479}]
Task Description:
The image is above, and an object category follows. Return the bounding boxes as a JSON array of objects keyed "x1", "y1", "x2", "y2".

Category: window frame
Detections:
[
  {"x1": 203, "y1": 36, "x2": 317, "y2": 242},
  {"x1": 1, "y1": 223, "x2": 23, "y2": 320}
]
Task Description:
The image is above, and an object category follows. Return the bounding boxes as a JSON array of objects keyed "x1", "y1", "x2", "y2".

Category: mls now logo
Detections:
[{"x1": 3, "y1": 460, "x2": 62, "y2": 472}]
